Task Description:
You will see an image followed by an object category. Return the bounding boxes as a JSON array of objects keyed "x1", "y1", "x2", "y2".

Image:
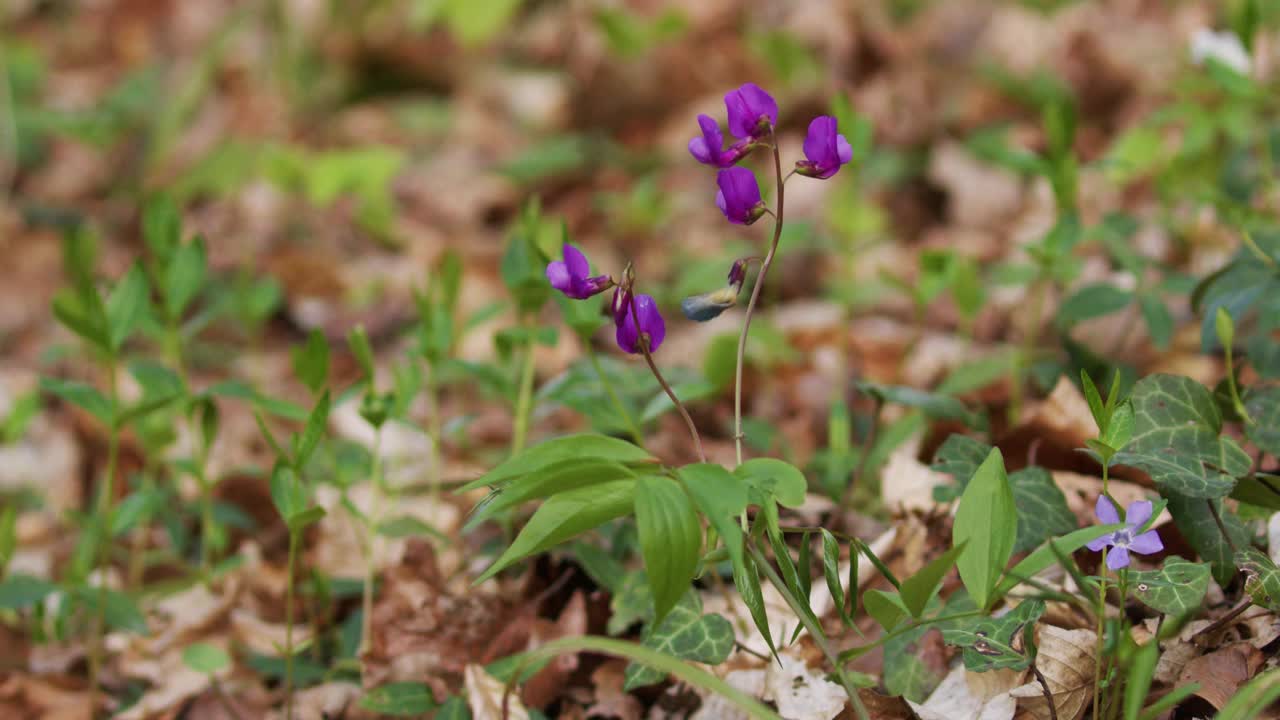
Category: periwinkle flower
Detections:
[
  {"x1": 615, "y1": 292, "x2": 666, "y2": 354},
  {"x1": 716, "y1": 167, "x2": 766, "y2": 225},
  {"x1": 725, "y1": 83, "x2": 779, "y2": 141},
  {"x1": 688, "y1": 115, "x2": 750, "y2": 168},
  {"x1": 1086, "y1": 496, "x2": 1163, "y2": 570},
  {"x1": 546, "y1": 244, "x2": 612, "y2": 300},
  {"x1": 795, "y1": 116, "x2": 853, "y2": 180}
]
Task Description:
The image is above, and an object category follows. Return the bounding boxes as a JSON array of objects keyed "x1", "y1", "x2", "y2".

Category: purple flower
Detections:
[
  {"x1": 681, "y1": 259, "x2": 750, "y2": 322},
  {"x1": 615, "y1": 293, "x2": 665, "y2": 354},
  {"x1": 716, "y1": 167, "x2": 766, "y2": 225},
  {"x1": 688, "y1": 115, "x2": 750, "y2": 168},
  {"x1": 1086, "y1": 496, "x2": 1163, "y2": 570},
  {"x1": 724, "y1": 83, "x2": 778, "y2": 141},
  {"x1": 795, "y1": 116, "x2": 853, "y2": 179},
  {"x1": 546, "y1": 244, "x2": 612, "y2": 300}
]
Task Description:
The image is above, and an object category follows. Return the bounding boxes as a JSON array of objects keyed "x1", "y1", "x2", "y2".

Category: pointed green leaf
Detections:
[
  {"x1": 457, "y1": 434, "x2": 653, "y2": 493},
  {"x1": 105, "y1": 263, "x2": 150, "y2": 351},
  {"x1": 1130, "y1": 558, "x2": 1210, "y2": 617},
  {"x1": 634, "y1": 475, "x2": 701, "y2": 626},
  {"x1": 953, "y1": 448, "x2": 1016, "y2": 610},
  {"x1": 359, "y1": 683, "x2": 437, "y2": 716},
  {"x1": 900, "y1": 542, "x2": 967, "y2": 618},
  {"x1": 820, "y1": 530, "x2": 849, "y2": 628},
  {"x1": 291, "y1": 330, "x2": 330, "y2": 396},
  {"x1": 41, "y1": 377, "x2": 113, "y2": 426},
  {"x1": 470, "y1": 459, "x2": 637, "y2": 526},
  {"x1": 864, "y1": 589, "x2": 909, "y2": 631},
  {"x1": 1237, "y1": 548, "x2": 1280, "y2": 612},
  {"x1": 622, "y1": 592, "x2": 734, "y2": 690},
  {"x1": 165, "y1": 237, "x2": 207, "y2": 319}
]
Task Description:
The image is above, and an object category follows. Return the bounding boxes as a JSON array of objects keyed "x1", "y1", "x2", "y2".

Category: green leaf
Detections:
[
  {"x1": 52, "y1": 289, "x2": 109, "y2": 351},
  {"x1": 165, "y1": 237, "x2": 206, "y2": 319},
  {"x1": 1232, "y1": 474, "x2": 1280, "y2": 511},
  {"x1": 477, "y1": 479, "x2": 637, "y2": 583},
  {"x1": 930, "y1": 434, "x2": 991, "y2": 500},
  {"x1": 634, "y1": 475, "x2": 701, "y2": 626},
  {"x1": 182, "y1": 643, "x2": 231, "y2": 674},
  {"x1": 287, "y1": 506, "x2": 326, "y2": 532},
  {"x1": 291, "y1": 330, "x2": 330, "y2": 396},
  {"x1": 457, "y1": 433, "x2": 653, "y2": 493},
  {"x1": 1244, "y1": 386, "x2": 1280, "y2": 456},
  {"x1": 1103, "y1": 401, "x2": 1135, "y2": 451},
  {"x1": 941, "y1": 599, "x2": 1045, "y2": 672},
  {"x1": 358, "y1": 682, "x2": 437, "y2": 716},
  {"x1": 952, "y1": 448, "x2": 1017, "y2": 610},
  {"x1": 293, "y1": 391, "x2": 331, "y2": 467},
  {"x1": 1129, "y1": 558, "x2": 1210, "y2": 617},
  {"x1": 347, "y1": 325, "x2": 375, "y2": 381},
  {"x1": 1081, "y1": 370, "x2": 1107, "y2": 433},
  {"x1": 441, "y1": 0, "x2": 524, "y2": 46},
  {"x1": 623, "y1": 591, "x2": 734, "y2": 690},
  {"x1": 142, "y1": 194, "x2": 181, "y2": 260},
  {"x1": 859, "y1": 382, "x2": 984, "y2": 429},
  {"x1": 41, "y1": 377, "x2": 113, "y2": 426},
  {"x1": 105, "y1": 263, "x2": 150, "y2": 351},
  {"x1": 1124, "y1": 639, "x2": 1159, "y2": 720},
  {"x1": 1056, "y1": 282, "x2": 1132, "y2": 326},
  {"x1": 102, "y1": 589, "x2": 148, "y2": 634},
  {"x1": 1009, "y1": 467, "x2": 1077, "y2": 554},
  {"x1": 1111, "y1": 374, "x2": 1252, "y2": 498},
  {"x1": 269, "y1": 463, "x2": 306, "y2": 523},
  {"x1": 864, "y1": 589, "x2": 909, "y2": 631},
  {"x1": 434, "y1": 696, "x2": 471, "y2": 720},
  {"x1": 0, "y1": 505, "x2": 17, "y2": 574},
  {"x1": 734, "y1": 458, "x2": 807, "y2": 508},
  {"x1": 1166, "y1": 492, "x2": 1249, "y2": 587},
  {"x1": 1215, "y1": 306, "x2": 1236, "y2": 348},
  {"x1": 997, "y1": 524, "x2": 1123, "y2": 596},
  {"x1": 734, "y1": 547, "x2": 776, "y2": 659},
  {"x1": 883, "y1": 621, "x2": 946, "y2": 702},
  {"x1": 0, "y1": 574, "x2": 58, "y2": 610},
  {"x1": 1139, "y1": 294, "x2": 1173, "y2": 350},
  {"x1": 1237, "y1": 548, "x2": 1280, "y2": 612},
  {"x1": 608, "y1": 570, "x2": 653, "y2": 636},
  {"x1": 900, "y1": 543, "x2": 967, "y2": 619},
  {"x1": 469, "y1": 458, "x2": 637, "y2": 527},
  {"x1": 820, "y1": 530, "x2": 850, "y2": 627}
]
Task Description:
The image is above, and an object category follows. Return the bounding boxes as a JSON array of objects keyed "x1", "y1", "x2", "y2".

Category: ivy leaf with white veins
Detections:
[
  {"x1": 1236, "y1": 548, "x2": 1280, "y2": 612},
  {"x1": 1166, "y1": 492, "x2": 1250, "y2": 587},
  {"x1": 941, "y1": 599, "x2": 1045, "y2": 672},
  {"x1": 622, "y1": 591, "x2": 734, "y2": 690},
  {"x1": 1009, "y1": 467, "x2": 1078, "y2": 555},
  {"x1": 1244, "y1": 386, "x2": 1280, "y2": 457},
  {"x1": 1111, "y1": 374, "x2": 1251, "y2": 498},
  {"x1": 1130, "y1": 558, "x2": 1211, "y2": 617}
]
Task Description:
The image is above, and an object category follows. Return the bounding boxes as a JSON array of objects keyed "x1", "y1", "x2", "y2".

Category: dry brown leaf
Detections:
[
  {"x1": 584, "y1": 660, "x2": 643, "y2": 720},
  {"x1": 881, "y1": 436, "x2": 951, "y2": 513},
  {"x1": 1009, "y1": 626, "x2": 1097, "y2": 720},
  {"x1": 270, "y1": 682, "x2": 361, "y2": 720},
  {"x1": 521, "y1": 591, "x2": 589, "y2": 709},
  {"x1": 0, "y1": 674, "x2": 92, "y2": 720},
  {"x1": 1176, "y1": 642, "x2": 1264, "y2": 711},
  {"x1": 465, "y1": 663, "x2": 529, "y2": 720},
  {"x1": 910, "y1": 664, "x2": 1026, "y2": 720},
  {"x1": 763, "y1": 654, "x2": 846, "y2": 720}
]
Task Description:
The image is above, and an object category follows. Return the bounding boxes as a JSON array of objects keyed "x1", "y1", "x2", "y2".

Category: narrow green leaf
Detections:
[
  {"x1": 634, "y1": 476, "x2": 701, "y2": 626},
  {"x1": 469, "y1": 459, "x2": 636, "y2": 526},
  {"x1": 182, "y1": 643, "x2": 231, "y2": 675},
  {"x1": 900, "y1": 542, "x2": 967, "y2": 618},
  {"x1": 733, "y1": 547, "x2": 777, "y2": 659},
  {"x1": 105, "y1": 263, "x2": 150, "y2": 351},
  {"x1": 291, "y1": 329, "x2": 330, "y2": 396},
  {"x1": 952, "y1": 448, "x2": 1016, "y2": 610},
  {"x1": 863, "y1": 589, "x2": 908, "y2": 631},
  {"x1": 1124, "y1": 640, "x2": 1159, "y2": 720},
  {"x1": 359, "y1": 683, "x2": 437, "y2": 716},
  {"x1": 165, "y1": 237, "x2": 207, "y2": 319},
  {"x1": 457, "y1": 433, "x2": 653, "y2": 494},
  {"x1": 347, "y1": 325, "x2": 376, "y2": 381},
  {"x1": 0, "y1": 574, "x2": 58, "y2": 610},
  {"x1": 40, "y1": 377, "x2": 113, "y2": 426},
  {"x1": 819, "y1": 530, "x2": 847, "y2": 628},
  {"x1": 293, "y1": 391, "x2": 331, "y2": 467}
]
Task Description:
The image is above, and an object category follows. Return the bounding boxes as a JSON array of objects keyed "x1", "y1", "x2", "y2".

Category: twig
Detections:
[
  {"x1": 1191, "y1": 599, "x2": 1253, "y2": 646},
  {"x1": 734, "y1": 130, "x2": 787, "y2": 467},
  {"x1": 1031, "y1": 660, "x2": 1059, "y2": 720}
]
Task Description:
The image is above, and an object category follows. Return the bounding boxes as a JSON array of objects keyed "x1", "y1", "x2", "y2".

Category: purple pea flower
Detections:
[
  {"x1": 614, "y1": 292, "x2": 666, "y2": 354},
  {"x1": 716, "y1": 167, "x2": 766, "y2": 225},
  {"x1": 688, "y1": 115, "x2": 750, "y2": 168},
  {"x1": 1086, "y1": 496, "x2": 1164, "y2": 570},
  {"x1": 681, "y1": 258, "x2": 750, "y2": 322},
  {"x1": 546, "y1": 244, "x2": 612, "y2": 300},
  {"x1": 795, "y1": 116, "x2": 853, "y2": 179},
  {"x1": 724, "y1": 83, "x2": 778, "y2": 141}
]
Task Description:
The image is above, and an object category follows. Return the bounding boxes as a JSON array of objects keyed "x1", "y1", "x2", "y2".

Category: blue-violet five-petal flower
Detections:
[
  {"x1": 546, "y1": 244, "x2": 612, "y2": 300},
  {"x1": 715, "y1": 167, "x2": 766, "y2": 225},
  {"x1": 1086, "y1": 496, "x2": 1163, "y2": 570},
  {"x1": 795, "y1": 115, "x2": 853, "y2": 179}
]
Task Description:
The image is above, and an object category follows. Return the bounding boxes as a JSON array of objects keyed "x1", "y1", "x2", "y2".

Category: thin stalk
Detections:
[
  {"x1": 284, "y1": 527, "x2": 299, "y2": 720},
  {"x1": 1009, "y1": 277, "x2": 1048, "y2": 424},
  {"x1": 0, "y1": 46, "x2": 16, "y2": 205},
  {"x1": 87, "y1": 360, "x2": 120, "y2": 707},
  {"x1": 1093, "y1": 550, "x2": 1107, "y2": 720},
  {"x1": 749, "y1": 543, "x2": 870, "y2": 720},
  {"x1": 1031, "y1": 660, "x2": 1059, "y2": 720},
  {"x1": 840, "y1": 398, "x2": 881, "y2": 519},
  {"x1": 127, "y1": 464, "x2": 156, "y2": 589},
  {"x1": 360, "y1": 429, "x2": 383, "y2": 657},
  {"x1": 588, "y1": 347, "x2": 645, "y2": 447},
  {"x1": 627, "y1": 293, "x2": 704, "y2": 461},
  {"x1": 511, "y1": 332, "x2": 537, "y2": 456},
  {"x1": 1207, "y1": 499, "x2": 1238, "y2": 554},
  {"x1": 734, "y1": 131, "x2": 787, "y2": 467},
  {"x1": 1224, "y1": 341, "x2": 1253, "y2": 425},
  {"x1": 424, "y1": 359, "x2": 444, "y2": 506},
  {"x1": 196, "y1": 436, "x2": 213, "y2": 578}
]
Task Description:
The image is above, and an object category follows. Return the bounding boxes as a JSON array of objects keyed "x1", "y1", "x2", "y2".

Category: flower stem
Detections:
[
  {"x1": 840, "y1": 398, "x2": 881, "y2": 518},
  {"x1": 511, "y1": 329, "x2": 537, "y2": 456},
  {"x1": 1093, "y1": 552, "x2": 1107, "y2": 719},
  {"x1": 588, "y1": 346, "x2": 645, "y2": 448},
  {"x1": 1206, "y1": 498, "x2": 1238, "y2": 554},
  {"x1": 360, "y1": 428, "x2": 383, "y2": 657},
  {"x1": 87, "y1": 359, "x2": 120, "y2": 710},
  {"x1": 425, "y1": 360, "x2": 443, "y2": 501},
  {"x1": 1008, "y1": 276, "x2": 1047, "y2": 424},
  {"x1": 284, "y1": 527, "x2": 299, "y2": 720},
  {"x1": 734, "y1": 130, "x2": 787, "y2": 468}
]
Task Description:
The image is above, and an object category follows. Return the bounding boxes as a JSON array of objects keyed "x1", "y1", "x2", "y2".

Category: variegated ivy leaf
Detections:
[
  {"x1": 941, "y1": 599, "x2": 1045, "y2": 672},
  {"x1": 1236, "y1": 548, "x2": 1280, "y2": 612},
  {"x1": 623, "y1": 591, "x2": 734, "y2": 690},
  {"x1": 1111, "y1": 374, "x2": 1251, "y2": 499},
  {"x1": 1244, "y1": 386, "x2": 1280, "y2": 457},
  {"x1": 1167, "y1": 492, "x2": 1250, "y2": 587},
  {"x1": 1130, "y1": 558, "x2": 1210, "y2": 617}
]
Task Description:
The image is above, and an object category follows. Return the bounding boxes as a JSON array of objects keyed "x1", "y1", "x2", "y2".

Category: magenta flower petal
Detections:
[
  {"x1": 795, "y1": 115, "x2": 852, "y2": 179},
  {"x1": 616, "y1": 293, "x2": 665, "y2": 354},
  {"x1": 547, "y1": 244, "x2": 611, "y2": 300},
  {"x1": 689, "y1": 114, "x2": 723, "y2": 165},
  {"x1": 715, "y1": 167, "x2": 764, "y2": 225},
  {"x1": 1105, "y1": 546, "x2": 1130, "y2": 570},
  {"x1": 1128, "y1": 530, "x2": 1164, "y2": 555},
  {"x1": 1095, "y1": 495, "x2": 1120, "y2": 525},
  {"x1": 725, "y1": 83, "x2": 778, "y2": 140},
  {"x1": 1126, "y1": 500, "x2": 1153, "y2": 529},
  {"x1": 563, "y1": 244, "x2": 590, "y2": 280},
  {"x1": 546, "y1": 261, "x2": 573, "y2": 294}
]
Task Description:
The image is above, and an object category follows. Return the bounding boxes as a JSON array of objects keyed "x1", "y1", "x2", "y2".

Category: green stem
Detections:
[
  {"x1": 87, "y1": 360, "x2": 120, "y2": 707},
  {"x1": 1224, "y1": 342, "x2": 1253, "y2": 425},
  {"x1": 839, "y1": 399, "x2": 882, "y2": 523},
  {"x1": 1093, "y1": 550, "x2": 1107, "y2": 720},
  {"x1": 588, "y1": 347, "x2": 645, "y2": 448},
  {"x1": 1009, "y1": 277, "x2": 1048, "y2": 424},
  {"x1": 284, "y1": 527, "x2": 299, "y2": 720},
  {"x1": 734, "y1": 130, "x2": 787, "y2": 468},
  {"x1": 511, "y1": 332, "x2": 537, "y2": 456},
  {"x1": 749, "y1": 544, "x2": 870, "y2": 720},
  {"x1": 426, "y1": 361, "x2": 443, "y2": 493},
  {"x1": 360, "y1": 429, "x2": 383, "y2": 657},
  {"x1": 196, "y1": 435, "x2": 213, "y2": 579}
]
